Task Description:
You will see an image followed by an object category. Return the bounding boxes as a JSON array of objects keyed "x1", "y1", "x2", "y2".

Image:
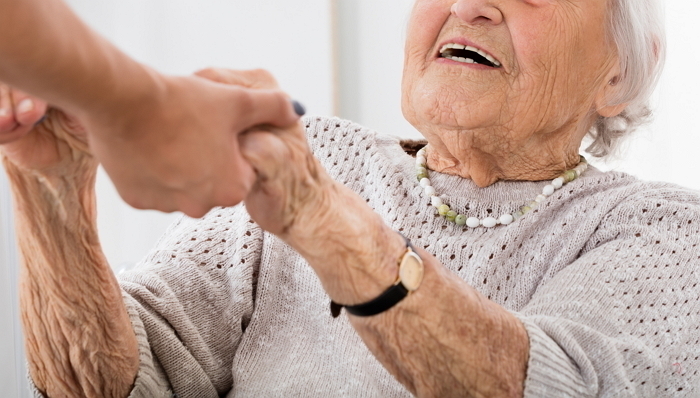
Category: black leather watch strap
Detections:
[
  {"x1": 330, "y1": 234, "x2": 420, "y2": 318},
  {"x1": 331, "y1": 281, "x2": 408, "y2": 318}
]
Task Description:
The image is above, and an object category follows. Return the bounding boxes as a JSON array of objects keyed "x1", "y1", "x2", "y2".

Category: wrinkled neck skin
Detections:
[{"x1": 421, "y1": 117, "x2": 592, "y2": 187}]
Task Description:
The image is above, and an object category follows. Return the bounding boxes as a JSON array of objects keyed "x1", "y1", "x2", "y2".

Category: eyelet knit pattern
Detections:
[{"x1": 36, "y1": 117, "x2": 700, "y2": 397}]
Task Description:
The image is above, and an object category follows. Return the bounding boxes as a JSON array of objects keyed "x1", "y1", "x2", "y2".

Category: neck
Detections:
[{"x1": 423, "y1": 130, "x2": 585, "y2": 187}]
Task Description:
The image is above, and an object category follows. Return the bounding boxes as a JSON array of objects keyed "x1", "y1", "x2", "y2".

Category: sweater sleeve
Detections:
[
  {"x1": 117, "y1": 204, "x2": 261, "y2": 397},
  {"x1": 28, "y1": 204, "x2": 261, "y2": 398},
  {"x1": 516, "y1": 187, "x2": 700, "y2": 397}
]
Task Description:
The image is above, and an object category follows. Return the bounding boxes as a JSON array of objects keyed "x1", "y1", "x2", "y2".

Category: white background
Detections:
[{"x1": 2, "y1": 0, "x2": 700, "y2": 395}]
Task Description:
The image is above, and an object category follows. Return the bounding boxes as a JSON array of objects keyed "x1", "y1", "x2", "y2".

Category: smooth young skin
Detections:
[
  {"x1": 402, "y1": 0, "x2": 627, "y2": 186},
  {"x1": 0, "y1": 0, "x2": 300, "y2": 217}
]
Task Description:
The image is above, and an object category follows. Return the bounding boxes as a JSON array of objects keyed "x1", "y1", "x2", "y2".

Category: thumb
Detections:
[
  {"x1": 233, "y1": 87, "x2": 305, "y2": 129},
  {"x1": 239, "y1": 130, "x2": 288, "y2": 181}
]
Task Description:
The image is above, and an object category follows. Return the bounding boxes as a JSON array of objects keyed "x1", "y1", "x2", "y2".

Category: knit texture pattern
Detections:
[{"x1": 33, "y1": 116, "x2": 700, "y2": 397}]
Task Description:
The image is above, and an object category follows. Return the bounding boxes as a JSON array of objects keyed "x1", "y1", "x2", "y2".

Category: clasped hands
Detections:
[
  {"x1": 0, "y1": 68, "x2": 308, "y2": 219},
  {"x1": 1, "y1": 67, "x2": 402, "y2": 307},
  {"x1": 0, "y1": 68, "x2": 329, "y2": 237}
]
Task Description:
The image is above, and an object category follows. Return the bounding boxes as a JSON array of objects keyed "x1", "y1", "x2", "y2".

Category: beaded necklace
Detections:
[{"x1": 415, "y1": 147, "x2": 588, "y2": 228}]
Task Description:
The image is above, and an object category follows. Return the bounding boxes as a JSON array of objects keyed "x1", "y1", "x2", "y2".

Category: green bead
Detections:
[
  {"x1": 529, "y1": 201, "x2": 539, "y2": 208},
  {"x1": 513, "y1": 210, "x2": 524, "y2": 220},
  {"x1": 417, "y1": 171, "x2": 428, "y2": 181},
  {"x1": 438, "y1": 204, "x2": 451, "y2": 216},
  {"x1": 564, "y1": 170, "x2": 577, "y2": 182},
  {"x1": 455, "y1": 215, "x2": 467, "y2": 226},
  {"x1": 521, "y1": 205, "x2": 532, "y2": 214},
  {"x1": 446, "y1": 211, "x2": 458, "y2": 222}
]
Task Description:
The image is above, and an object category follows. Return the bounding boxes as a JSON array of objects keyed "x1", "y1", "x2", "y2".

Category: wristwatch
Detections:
[{"x1": 330, "y1": 234, "x2": 424, "y2": 318}]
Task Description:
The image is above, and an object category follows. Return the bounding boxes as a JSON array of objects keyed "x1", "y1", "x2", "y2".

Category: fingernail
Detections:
[
  {"x1": 291, "y1": 100, "x2": 306, "y2": 116},
  {"x1": 34, "y1": 114, "x2": 48, "y2": 126},
  {"x1": 16, "y1": 98, "x2": 35, "y2": 114}
]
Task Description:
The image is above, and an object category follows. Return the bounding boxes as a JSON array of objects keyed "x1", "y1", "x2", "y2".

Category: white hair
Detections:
[{"x1": 585, "y1": 0, "x2": 666, "y2": 157}]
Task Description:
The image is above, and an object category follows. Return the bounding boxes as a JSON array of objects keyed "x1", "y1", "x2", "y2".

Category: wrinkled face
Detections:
[{"x1": 402, "y1": 0, "x2": 619, "y2": 156}]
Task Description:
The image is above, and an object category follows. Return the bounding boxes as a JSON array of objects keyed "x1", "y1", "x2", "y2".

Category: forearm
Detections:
[
  {"x1": 4, "y1": 158, "x2": 139, "y2": 397},
  {"x1": 0, "y1": 0, "x2": 159, "y2": 118},
  {"x1": 288, "y1": 183, "x2": 529, "y2": 397},
  {"x1": 285, "y1": 181, "x2": 406, "y2": 305},
  {"x1": 351, "y1": 252, "x2": 529, "y2": 397}
]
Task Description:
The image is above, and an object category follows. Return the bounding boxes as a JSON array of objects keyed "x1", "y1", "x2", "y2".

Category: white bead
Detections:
[
  {"x1": 466, "y1": 217, "x2": 481, "y2": 228},
  {"x1": 431, "y1": 196, "x2": 443, "y2": 207},
  {"x1": 424, "y1": 186, "x2": 436, "y2": 196},
  {"x1": 420, "y1": 178, "x2": 431, "y2": 187},
  {"x1": 552, "y1": 177, "x2": 564, "y2": 189},
  {"x1": 542, "y1": 184, "x2": 555, "y2": 196},
  {"x1": 417, "y1": 149, "x2": 426, "y2": 158},
  {"x1": 535, "y1": 194, "x2": 547, "y2": 203},
  {"x1": 482, "y1": 217, "x2": 498, "y2": 228},
  {"x1": 499, "y1": 214, "x2": 514, "y2": 225},
  {"x1": 416, "y1": 155, "x2": 427, "y2": 166}
]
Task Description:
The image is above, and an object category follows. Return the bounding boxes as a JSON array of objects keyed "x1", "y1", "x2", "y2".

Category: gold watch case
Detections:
[{"x1": 398, "y1": 249, "x2": 424, "y2": 292}]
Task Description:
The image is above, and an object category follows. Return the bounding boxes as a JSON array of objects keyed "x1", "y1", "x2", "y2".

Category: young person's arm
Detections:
[{"x1": 0, "y1": 0, "x2": 302, "y2": 216}]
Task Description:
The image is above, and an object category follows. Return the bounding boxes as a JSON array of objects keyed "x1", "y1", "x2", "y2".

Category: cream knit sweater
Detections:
[{"x1": 34, "y1": 116, "x2": 700, "y2": 397}]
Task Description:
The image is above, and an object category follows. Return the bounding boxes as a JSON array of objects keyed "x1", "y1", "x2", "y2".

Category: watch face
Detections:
[{"x1": 399, "y1": 251, "x2": 424, "y2": 291}]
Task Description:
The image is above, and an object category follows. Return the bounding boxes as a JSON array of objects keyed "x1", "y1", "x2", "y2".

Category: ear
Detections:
[{"x1": 595, "y1": 61, "x2": 629, "y2": 118}]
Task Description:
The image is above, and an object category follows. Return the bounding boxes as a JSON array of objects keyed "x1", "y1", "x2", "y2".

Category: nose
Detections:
[{"x1": 451, "y1": 0, "x2": 504, "y2": 25}]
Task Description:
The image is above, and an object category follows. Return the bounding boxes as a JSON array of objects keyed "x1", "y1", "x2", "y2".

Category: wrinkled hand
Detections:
[
  {"x1": 0, "y1": 83, "x2": 91, "y2": 179},
  {"x1": 239, "y1": 124, "x2": 330, "y2": 236},
  {"x1": 194, "y1": 68, "x2": 330, "y2": 236},
  {"x1": 82, "y1": 71, "x2": 301, "y2": 217},
  {"x1": 199, "y1": 68, "x2": 403, "y2": 310}
]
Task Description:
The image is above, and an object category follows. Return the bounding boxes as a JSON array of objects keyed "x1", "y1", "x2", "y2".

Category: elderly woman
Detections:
[{"x1": 2, "y1": 0, "x2": 696, "y2": 396}]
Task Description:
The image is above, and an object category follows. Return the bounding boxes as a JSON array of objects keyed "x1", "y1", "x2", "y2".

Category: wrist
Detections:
[
  {"x1": 75, "y1": 62, "x2": 167, "y2": 135},
  {"x1": 285, "y1": 181, "x2": 407, "y2": 304},
  {"x1": 3, "y1": 155, "x2": 98, "y2": 227}
]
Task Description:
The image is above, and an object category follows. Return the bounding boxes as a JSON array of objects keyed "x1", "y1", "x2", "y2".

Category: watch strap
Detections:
[
  {"x1": 330, "y1": 234, "x2": 418, "y2": 318},
  {"x1": 331, "y1": 280, "x2": 408, "y2": 318}
]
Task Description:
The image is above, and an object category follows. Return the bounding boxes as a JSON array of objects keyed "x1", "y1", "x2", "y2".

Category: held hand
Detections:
[
  {"x1": 82, "y1": 70, "x2": 302, "y2": 218},
  {"x1": 194, "y1": 68, "x2": 328, "y2": 235},
  {"x1": 239, "y1": 125, "x2": 330, "y2": 237},
  {"x1": 0, "y1": 84, "x2": 48, "y2": 144},
  {"x1": 200, "y1": 68, "x2": 404, "y2": 306},
  {"x1": 0, "y1": 83, "x2": 91, "y2": 179}
]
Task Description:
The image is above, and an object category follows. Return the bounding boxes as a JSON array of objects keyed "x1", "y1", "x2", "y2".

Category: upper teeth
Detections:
[{"x1": 440, "y1": 43, "x2": 501, "y2": 67}]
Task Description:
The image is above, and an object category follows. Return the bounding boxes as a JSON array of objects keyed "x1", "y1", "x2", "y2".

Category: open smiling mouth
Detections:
[{"x1": 439, "y1": 43, "x2": 501, "y2": 68}]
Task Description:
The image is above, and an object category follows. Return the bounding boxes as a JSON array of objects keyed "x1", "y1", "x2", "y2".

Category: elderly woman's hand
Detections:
[
  {"x1": 1, "y1": 85, "x2": 138, "y2": 397},
  {"x1": 194, "y1": 68, "x2": 332, "y2": 236},
  {"x1": 196, "y1": 68, "x2": 528, "y2": 398},
  {"x1": 0, "y1": 85, "x2": 91, "y2": 180},
  {"x1": 0, "y1": 84, "x2": 48, "y2": 144}
]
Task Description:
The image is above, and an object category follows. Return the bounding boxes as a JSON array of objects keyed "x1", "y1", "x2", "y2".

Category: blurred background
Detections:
[{"x1": 1, "y1": 0, "x2": 699, "y2": 394}]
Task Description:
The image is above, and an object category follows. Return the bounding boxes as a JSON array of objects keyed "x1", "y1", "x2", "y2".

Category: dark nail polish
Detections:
[{"x1": 292, "y1": 100, "x2": 306, "y2": 116}]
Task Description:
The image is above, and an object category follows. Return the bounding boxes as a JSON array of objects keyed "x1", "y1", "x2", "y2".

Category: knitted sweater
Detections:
[{"x1": 35, "y1": 116, "x2": 700, "y2": 397}]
